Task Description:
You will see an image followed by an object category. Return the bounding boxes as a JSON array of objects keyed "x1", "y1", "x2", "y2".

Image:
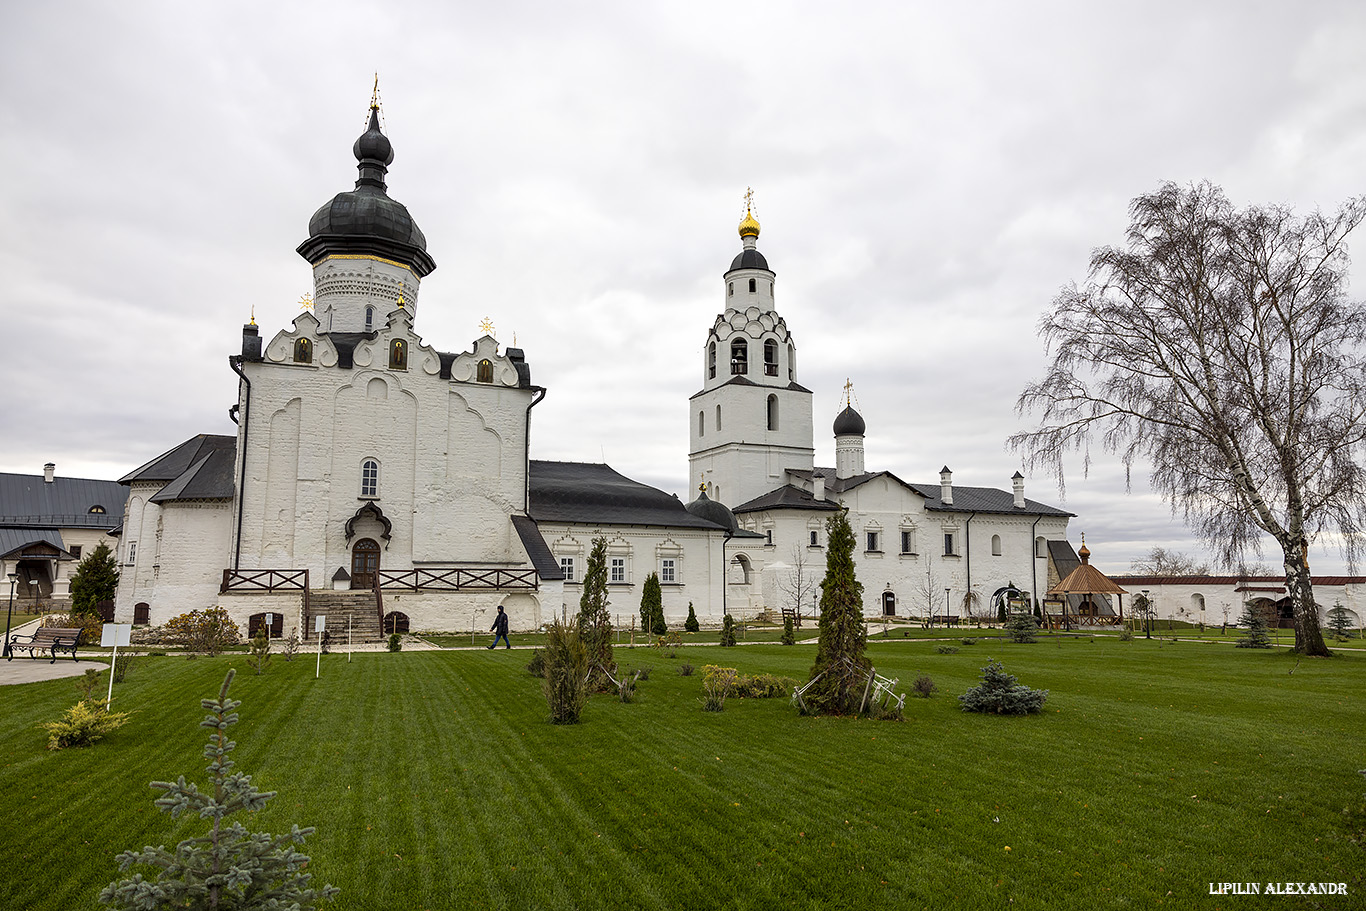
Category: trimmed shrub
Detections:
[
  {"x1": 43, "y1": 700, "x2": 131, "y2": 750},
  {"x1": 912, "y1": 675, "x2": 936, "y2": 698},
  {"x1": 70, "y1": 542, "x2": 119, "y2": 618},
  {"x1": 1118, "y1": 628, "x2": 1134, "y2": 641},
  {"x1": 803, "y1": 510, "x2": 870, "y2": 715},
  {"x1": 719, "y1": 614, "x2": 737, "y2": 647},
  {"x1": 577, "y1": 537, "x2": 615, "y2": 690},
  {"x1": 937, "y1": 645, "x2": 959, "y2": 654},
  {"x1": 526, "y1": 648, "x2": 546, "y2": 678},
  {"x1": 959, "y1": 660, "x2": 1048, "y2": 715},
  {"x1": 684, "y1": 602, "x2": 700, "y2": 633},
  {"x1": 387, "y1": 632, "x2": 402, "y2": 653},
  {"x1": 165, "y1": 608, "x2": 240, "y2": 656},
  {"x1": 781, "y1": 614, "x2": 796, "y2": 646},
  {"x1": 542, "y1": 620, "x2": 589, "y2": 724},
  {"x1": 961, "y1": 637, "x2": 977, "y2": 646}
]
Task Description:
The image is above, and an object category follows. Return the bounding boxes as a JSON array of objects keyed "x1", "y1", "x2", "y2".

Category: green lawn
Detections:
[{"x1": 2, "y1": 639, "x2": 1363, "y2": 910}]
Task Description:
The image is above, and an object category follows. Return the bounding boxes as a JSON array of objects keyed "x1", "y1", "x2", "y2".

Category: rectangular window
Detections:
[
  {"x1": 610, "y1": 557, "x2": 626, "y2": 583},
  {"x1": 944, "y1": 533, "x2": 955, "y2": 556},
  {"x1": 810, "y1": 530, "x2": 819, "y2": 547},
  {"x1": 661, "y1": 558, "x2": 676, "y2": 584},
  {"x1": 901, "y1": 531, "x2": 914, "y2": 554},
  {"x1": 127, "y1": 542, "x2": 137, "y2": 565},
  {"x1": 765, "y1": 529, "x2": 774, "y2": 546},
  {"x1": 866, "y1": 532, "x2": 880, "y2": 552},
  {"x1": 560, "y1": 557, "x2": 575, "y2": 582},
  {"x1": 69, "y1": 545, "x2": 82, "y2": 560}
]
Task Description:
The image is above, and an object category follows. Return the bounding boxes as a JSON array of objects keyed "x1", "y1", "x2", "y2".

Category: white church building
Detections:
[{"x1": 113, "y1": 102, "x2": 1075, "y2": 638}]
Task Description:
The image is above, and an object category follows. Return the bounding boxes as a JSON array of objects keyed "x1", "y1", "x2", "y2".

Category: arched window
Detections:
[
  {"x1": 360, "y1": 459, "x2": 379, "y2": 498},
  {"x1": 1035, "y1": 536, "x2": 1047, "y2": 558},
  {"x1": 88, "y1": 505, "x2": 106, "y2": 515},
  {"x1": 293, "y1": 337, "x2": 312, "y2": 364},
  {"x1": 748, "y1": 278, "x2": 756, "y2": 293},
  {"x1": 730, "y1": 339, "x2": 748, "y2": 375},
  {"x1": 715, "y1": 404, "x2": 721, "y2": 431},
  {"x1": 477, "y1": 359, "x2": 493, "y2": 383},
  {"x1": 730, "y1": 554, "x2": 752, "y2": 585},
  {"x1": 365, "y1": 307, "x2": 375, "y2": 330},
  {"x1": 708, "y1": 342, "x2": 716, "y2": 379},
  {"x1": 698, "y1": 411, "x2": 705, "y2": 436},
  {"x1": 389, "y1": 339, "x2": 407, "y2": 370},
  {"x1": 766, "y1": 394, "x2": 779, "y2": 431},
  {"x1": 991, "y1": 534, "x2": 1002, "y2": 556},
  {"x1": 763, "y1": 339, "x2": 778, "y2": 376},
  {"x1": 728, "y1": 282, "x2": 734, "y2": 297}
]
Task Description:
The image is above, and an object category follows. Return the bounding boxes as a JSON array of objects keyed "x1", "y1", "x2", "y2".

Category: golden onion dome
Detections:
[{"x1": 738, "y1": 207, "x2": 761, "y2": 239}]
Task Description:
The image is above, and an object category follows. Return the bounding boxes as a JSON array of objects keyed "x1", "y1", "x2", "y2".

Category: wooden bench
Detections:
[
  {"x1": 932, "y1": 615, "x2": 961, "y2": 627},
  {"x1": 6, "y1": 627, "x2": 83, "y2": 663}
]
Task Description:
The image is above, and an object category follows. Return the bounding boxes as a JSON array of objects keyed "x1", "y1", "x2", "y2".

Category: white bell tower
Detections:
[{"x1": 688, "y1": 193, "x2": 814, "y2": 507}]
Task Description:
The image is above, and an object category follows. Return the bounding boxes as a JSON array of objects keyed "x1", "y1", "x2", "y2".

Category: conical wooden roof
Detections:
[{"x1": 1047, "y1": 542, "x2": 1128, "y2": 596}]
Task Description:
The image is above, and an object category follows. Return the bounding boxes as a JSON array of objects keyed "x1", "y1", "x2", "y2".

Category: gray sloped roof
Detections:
[
  {"x1": 0, "y1": 528, "x2": 73, "y2": 560},
  {"x1": 511, "y1": 515, "x2": 566, "y2": 581},
  {"x1": 0, "y1": 471, "x2": 127, "y2": 531},
  {"x1": 120, "y1": 435, "x2": 237, "y2": 485},
  {"x1": 149, "y1": 448, "x2": 237, "y2": 502},
  {"x1": 529, "y1": 461, "x2": 727, "y2": 530},
  {"x1": 733, "y1": 485, "x2": 840, "y2": 514},
  {"x1": 910, "y1": 482, "x2": 1072, "y2": 517}
]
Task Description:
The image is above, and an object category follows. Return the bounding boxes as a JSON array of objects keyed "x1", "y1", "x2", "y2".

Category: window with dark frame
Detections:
[
  {"x1": 731, "y1": 338, "x2": 748, "y2": 374},
  {"x1": 477, "y1": 359, "x2": 494, "y2": 383},
  {"x1": 810, "y1": 530, "x2": 819, "y2": 547},
  {"x1": 866, "y1": 531, "x2": 880, "y2": 552},
  {"x1": 560, "y1": 556, "x2": 575, "y2": 582},
  {"x1": 901, "y1": 530, "x2": 914, "y2": 554},
  {"x1": 944, "y1": 533, "x2": 955, "y2": 556}
]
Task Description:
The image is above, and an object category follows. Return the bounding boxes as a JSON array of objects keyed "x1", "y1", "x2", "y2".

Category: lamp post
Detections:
[
  {"x1": 4, "y1": 571, "x2": 16, "y2": 659},
  {"x1": 945, "y1": 588, "x2": 950, "y2": 624}
]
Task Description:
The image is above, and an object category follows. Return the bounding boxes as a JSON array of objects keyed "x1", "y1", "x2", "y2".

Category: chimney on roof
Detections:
[
  {"x1": 43, "y1": 463, "x2": 55, "y2": 483},
  {"x1": 812, "y1": 471, "x2": 825, "y2": 502},
  {"x1": 940, "y1": 466, "x2": 953, "y2": 506},
  {"x1": 1012, "y1": 471, "x2": 1025, "y2": 508}
]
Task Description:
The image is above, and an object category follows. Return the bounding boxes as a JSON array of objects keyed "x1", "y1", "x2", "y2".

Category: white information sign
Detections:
[{"x1": 100, "y1": 623, "x2": 131, "y2": 647}]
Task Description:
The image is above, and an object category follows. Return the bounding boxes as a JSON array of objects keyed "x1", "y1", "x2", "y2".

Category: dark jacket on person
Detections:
[{"x1": 491, "y1": 611, "x2": 509, "y2": 636}]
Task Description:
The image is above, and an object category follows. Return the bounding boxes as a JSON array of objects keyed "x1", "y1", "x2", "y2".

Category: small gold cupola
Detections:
[{"x1": 738, "y1": 187, "x2": 761, "y2": 242}]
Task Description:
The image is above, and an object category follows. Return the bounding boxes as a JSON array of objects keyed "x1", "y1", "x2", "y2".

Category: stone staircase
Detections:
[{"x1": 307, "y1": 589, "x2": 384, "y2": 642}]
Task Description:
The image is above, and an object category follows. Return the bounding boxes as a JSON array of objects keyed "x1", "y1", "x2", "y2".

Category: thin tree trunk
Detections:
[{"x1": 1283, "y1": 546, "x2": 1330, "y2": 656}]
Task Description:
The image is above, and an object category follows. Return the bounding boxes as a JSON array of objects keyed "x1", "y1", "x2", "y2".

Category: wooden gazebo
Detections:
[{"x1": 1044, "y1": 540, "x2": 1127, "y2": 629}]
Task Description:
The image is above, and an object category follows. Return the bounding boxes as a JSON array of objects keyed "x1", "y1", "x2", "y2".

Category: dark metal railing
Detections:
[{"x1": 377, "y1": 567, "x2": 538, "y2": 591}]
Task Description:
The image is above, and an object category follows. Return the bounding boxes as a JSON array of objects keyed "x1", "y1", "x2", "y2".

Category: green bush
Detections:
[
  {"x1": 387, "y1": 632, "x2": 402, "y2": 653},
  {"x1": 1118, "y1": 628, "x2": 1134, "y2": 642},
  {"x1": 1004, "y1": 612, "x2": 1039, "y2": 644},
  {"x1": 678, "y1": 663, "x2": 695, "y2": 677},
  {"x1": 700, "y1": 665, "x2": 735, "y2": 712},
  {"x1": 781, "y1": 614, "x2": 795, "y2": 645},
  {"x1": 959, "y1": 660, "x2": 1048, "y2": 715},
  {"x1": 912, "y1": 675, "x2": 936, "y2": 698},
  {"x1": 719, "y1": 614, "x2": 737, "y2": 647},
  {"x1": 684, "y1": 602, "x2": 700, "y2": 633},
  {"x1": 1235, "y1": 604, "x2": 1273, "y2": 649},
  {"x1": 937, "y1": 645, "x2": 959, "y2": 654},
  {"x1": 542, "y1": 620, "x2": 589, "y2": 724},
  {"x1": 164, "y1": 608, "x2": 240, "y2": 656},
  {"x1": 526, "y1": 648, "x2": 546, "y2": 678},
  {"x1": 961, "y1": 637, "x2": 977, "y2": 646},
  {"x1": 247, "y1": 629, "x2": 272, "y2": 674},
  {"x1": 43, "y1": 612, "x2": 102, "y2": 648},
  {"x1": 43, "y1": 700, "x2": 131, "y2": 750},
  {"x1": 700, "y1": 666, "x2": 795, "y2": 699},
  {"x1": 112, "y1": 650, "x2": 136, "y2": 683}
]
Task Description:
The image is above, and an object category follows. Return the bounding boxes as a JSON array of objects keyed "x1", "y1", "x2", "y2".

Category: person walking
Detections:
[{"x1": 488, "y1": 605, "x2": 511, "y2": 649}]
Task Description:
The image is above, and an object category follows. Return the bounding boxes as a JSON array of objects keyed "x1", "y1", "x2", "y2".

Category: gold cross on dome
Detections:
[
  {"x1": 479, "y1": 317, "x2": 495, "y2": 336},
  {"x1": 299, "y1": 292, "x2": 314, "y2": 311},
  {"x1": 743, "y1": 187, "x2": 755, "y2": 214}
]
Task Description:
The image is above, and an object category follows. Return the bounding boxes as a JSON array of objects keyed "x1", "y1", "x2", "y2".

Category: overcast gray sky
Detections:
[{"x1": 3, "y1": 1, "x2": 1364, "y2": 574}]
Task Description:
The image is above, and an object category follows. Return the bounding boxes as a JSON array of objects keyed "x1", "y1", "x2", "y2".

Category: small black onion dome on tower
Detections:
[
  {"x1": 685, "y1": 489, "x2": 739, "y2": 534},
  {"x1": 833, "y1": 405, "x2": 866, "y2": 436},
  {"x1": 296, "y1": 106, "x2": 437, "y2": 277},
  {"x1": 728, "y1": 248, "x2": 770, "y2": 272}
]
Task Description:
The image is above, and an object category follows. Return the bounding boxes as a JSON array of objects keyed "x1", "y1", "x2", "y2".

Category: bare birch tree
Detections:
[
  {"x1": 1011, "y1": 182, "x2": 1366, "y2": 657},
  {"x1": 777, "y1": 545, "x2": 816, "y2": 622}
]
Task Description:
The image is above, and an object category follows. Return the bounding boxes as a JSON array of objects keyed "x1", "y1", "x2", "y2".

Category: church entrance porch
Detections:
[{"x1": 351, "y1": 539, "x2": 380, "y2": 590}]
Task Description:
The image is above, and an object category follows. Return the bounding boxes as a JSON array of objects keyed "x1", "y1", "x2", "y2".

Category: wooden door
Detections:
[{"x1": 351, "y1": 539, "x2": 380, "y2": 590}]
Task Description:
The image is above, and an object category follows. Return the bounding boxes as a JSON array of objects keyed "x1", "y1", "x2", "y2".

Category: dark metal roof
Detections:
[
  {"x1": 0, "y1": 471, "x2": 127, "y2": 531},
  {"x1": 0, "y1": 528, "x2": 74, "y2": 560},
  {"x1": 727, "y1": 249, "x2": 771, "y2": 273},
  {"x1": 684, "y1": 491, "x2": 740, "y2": 533},
  {"x1": 733, "y1": 485, "x2": 840, "y2": 514},
  {"x1": 296, "y1": 107, "x2": 436, "y2": 277},
  {"x1": 689, "y1": 376, "x2": 812, "y2": 400},
  {"x1": 832, "y1": 405, "x2": 866, "y2": 436},
  {"x1": 149, "y1": 448, "x2": 236, "y2": 502},
  {"x1": 120, "y1": 435, "x2": 236, "y2": 485},
  {"x1": 529, "y1": 461, "x2": 728, "y2": 530},
  {"x1": 909, "y1": 482, "x2": 1073, "y2": 517},
  {"x1": 511, "y1": 515, "x2": 566, "y2": 580}
]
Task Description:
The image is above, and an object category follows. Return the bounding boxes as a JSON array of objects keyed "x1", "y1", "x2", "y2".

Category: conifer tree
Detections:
[
  {"x1": 640, "y1": 572, "x2": 666, "y2": 636},
  {"x1": 781, "y1": 613, "x2": 796, "y2": 645},
  {"x1": 1326, "y1": 603, "x2": 1354, "y2": 641},
  {"x1": 577, "y1": 536, "x2": 614, "y2": 687},
  {"x1": 1235, "y1": 602, "x2": 1274, "y2": 649},
  {"x1": 803, "y1": 511, "x2": 870, "y2": 714},
  {"x1": 719, "y1": 614, "x2": 737, "y2": 647},
  {"x1": 684, "y1": 602, "x2": 700, "y2": 633},
  {"x1": 100, "y1": 670, "x2": 337, "y2": 910},
  {"x1": 70, "y1": 541, "x2": 119, "y2": 618}
]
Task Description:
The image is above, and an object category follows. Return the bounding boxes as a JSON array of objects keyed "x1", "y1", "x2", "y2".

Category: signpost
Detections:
[
  {"x1": 100, "y1": 622, "x2": 132, "y2": 705},
  {"x1": 315, "y1": 615, "x2": 326, "y2": 678}
]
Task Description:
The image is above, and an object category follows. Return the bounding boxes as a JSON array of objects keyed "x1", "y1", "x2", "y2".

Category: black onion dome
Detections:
[
  {"x1": 296, "y1": 106, "x2": 436, "y2": 277},
  {"x1": 833, "y1": 405, "x2": 866, "y2": 436},
  {"x1": 727, "y1": 248, "x2": 771, "y2": 273},
  {"x1": 685, "y1": 489, "x2": 739, "y2": 534}
]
